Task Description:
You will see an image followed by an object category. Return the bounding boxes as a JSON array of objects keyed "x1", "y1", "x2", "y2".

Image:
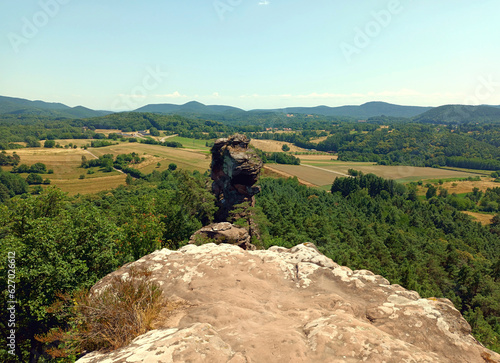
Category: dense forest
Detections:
[{"x1": 1, "y1": 169, "x2": 500, "y2": 361}]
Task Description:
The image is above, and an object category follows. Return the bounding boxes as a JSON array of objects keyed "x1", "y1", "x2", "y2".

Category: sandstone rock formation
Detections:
[
  {"x1": 189, "y1": 222, "x2": 255, "y2": 250},
  {"x1": 77, "y1": 243, "x2": 500, "y2": 363},
  {"x1": 210, "y1": 134, "x2": 263, "y2": 223}
]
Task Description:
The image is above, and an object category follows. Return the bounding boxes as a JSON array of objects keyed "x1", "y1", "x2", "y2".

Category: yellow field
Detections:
[
  {"x1": 89, "y1": 143, "x2": 210, "y2": 172},
  {"x1": 2, "y1": 141, "x2": 211, "y2": 195},
  {"x1": 463, "y1": 211, "x2": 493, "y2": 225},
  {"x1": 263, "y1": 166, "x2": 316, "y2": 187},
  {"x1": 300, "y1": 154, "x2": 338, "y2": 161},
  {"x1": 94, "y1": 129, "x2": 122, "y2": 135},
  {"x1": 265, "y1": 160, "x2": 485, "y2": 188},
  {"x1": 249, "y1": 139, "x2": 310, "y2": 153},
  {"x1": 2, "y1": 147, "x2": 127, "y2": 194},
  {"x1": 309, "y1": 136, "x2": 329, "y2": 143},
  {"x1": 441, "y1": 180, "x2": 500, "y2": 194},
  {"x1": 56, "y1": 139, "x2": 93, "y2": 147},
  {"x1": 5, "y1": 148, "x2": 88, "y2": 178},
  {"x1": 48, "y1": 175, "x2": 127, "y2": 196}
]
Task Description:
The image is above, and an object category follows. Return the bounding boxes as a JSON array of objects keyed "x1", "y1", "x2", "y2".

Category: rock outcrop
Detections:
[
  {"x1": 189, "y1": 222, "x2": 256, "y2": 250},
  {"x1": 210, "y1": 134, "x2": 263, "y2": 222},
  {"x1": 77, "y1": 243, "x2": 500, "y2": 363}
]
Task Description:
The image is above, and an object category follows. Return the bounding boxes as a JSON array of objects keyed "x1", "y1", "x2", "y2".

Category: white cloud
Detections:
[
  {"x1": 117, "y1": 93, "x2": 146, "y2": 99},
  {"x1": 154, "y1": 91, "x2": 188, "y2": 98}
]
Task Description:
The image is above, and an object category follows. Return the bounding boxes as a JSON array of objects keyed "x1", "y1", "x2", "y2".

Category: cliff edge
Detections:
[{"x1": 76, "y1": 243, "x2": 500, "y2": 362}]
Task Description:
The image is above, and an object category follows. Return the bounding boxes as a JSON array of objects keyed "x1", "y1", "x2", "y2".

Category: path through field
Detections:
[
  {"x1": 301, "y1": 164, "x2": 350, "y2": 178},
  {"x1": 160, "y1": 134, "x2": 178, "y2": 142}
]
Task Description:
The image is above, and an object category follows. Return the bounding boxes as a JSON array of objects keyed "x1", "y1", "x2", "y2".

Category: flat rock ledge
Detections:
[{"x1": 77, "y1": 243, "x2": 500, "y2": 363}]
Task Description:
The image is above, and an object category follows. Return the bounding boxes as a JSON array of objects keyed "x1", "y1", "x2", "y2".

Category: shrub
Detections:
[
  {"x1": 37, "y1": 267, "x2": 165, "y2": 357},
  {"x1": 26, "y1": 173, "x2": 43, "y2": 184}
]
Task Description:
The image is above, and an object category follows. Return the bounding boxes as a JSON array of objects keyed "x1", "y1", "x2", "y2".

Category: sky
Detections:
[{"x1": 0, "y1": 0, "x2": 499, "y2": 111}]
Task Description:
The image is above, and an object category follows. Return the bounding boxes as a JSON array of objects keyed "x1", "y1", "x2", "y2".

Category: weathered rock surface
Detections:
[
  {"x1": 211, "y1": 134, "x2": 263, "y2": 222},
  {"x1": 189, "y1": 222, "x2": 255, "y2": 250},
  {"x1": 77, "y1": 243, "x2": 500, "y2": 363}
]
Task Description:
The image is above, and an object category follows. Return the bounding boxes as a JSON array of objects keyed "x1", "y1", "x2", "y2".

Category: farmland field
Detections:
[
  {"x1": 463, "y1": 211, "x2": 494, "y2": 225},
  {"x1": 267, "y1": 160, "x2": 484, "y2": 188},
  {"x1": 422, "y1": 179, "x2": 500, "y2": 195},
  {"x1": 167, "y1": 136, "x2": 211, "y2": 152},
  {"x1": 2, "y1": 141, "x2": 211, "y2": 195},
  {"x1": 249, "y1": 139, "x2": 310, "y2": 153},
  {"x1": 49, "y1": 175, "x2": 127, "y2": 195},
  {"x1": 3, "y1": 138, "x2": 491, "y2": 195},
  {"x1": 88, "y1": 143, "x2": 211, "y2": 172}
]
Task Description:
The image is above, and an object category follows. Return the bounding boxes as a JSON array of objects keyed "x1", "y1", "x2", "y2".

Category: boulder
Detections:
[
  {"x1": 77, "y1": 243, "x2": 500, "y2": 363},
  {"x1": 189, "y1": 222, "x2": 256, "y2": 250}
]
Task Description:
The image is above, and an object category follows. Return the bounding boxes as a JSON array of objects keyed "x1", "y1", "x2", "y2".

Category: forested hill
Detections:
[
  {"x1": 0, "y1": 95, "x2": 111, "y2": 119},
  {"x1": 266, "y1": 101, "x2": 432, "y2": 118},
  {"x1": 3, "y1": 95, "x2": 500, "y2": 122},
  {"x1": 413, "y1": 104, "x2": 500, "y2": 124},
  {"x1": 135, "y1": 101, "x2": 245, "y2": 115},
  {"x1": 137, "y1": 101, "x2": 432, "y2": 119}
]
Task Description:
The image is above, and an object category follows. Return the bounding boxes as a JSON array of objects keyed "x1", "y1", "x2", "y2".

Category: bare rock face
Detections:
[
  {"x1": 189, "y1": 222, "x2": 256, "y2": 250},
  {"x1": 211, "y1": 134, "x2": 263, "y2": 222},
  {"x1": 77, "y1": 244, "x2": 500, "y2": 363}
]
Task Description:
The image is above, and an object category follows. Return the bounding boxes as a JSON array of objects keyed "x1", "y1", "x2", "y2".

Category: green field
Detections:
[{"x1": 168, "y1": 136, "x2": 212, "y2": 152}]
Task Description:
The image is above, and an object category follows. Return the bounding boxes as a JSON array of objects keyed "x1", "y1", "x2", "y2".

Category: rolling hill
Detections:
[
  {"x1": 139, "y1": 101, "x2": 432, "y2": 119},
  {"x1": 412, "y1": 104, "x2": 500, "y2": 124},
  {"x1": 264, "y1": 101, "x2": 433, "y2": 118},
  {"x1": 0, "y1": 95, "x2": 112, "y2": 118},
  {"x1": 135, "y1": 101, "x2": 245, "y2": 115},
  {"x1": 3, "y1": 95, "x2": 500, "y2": 122}
]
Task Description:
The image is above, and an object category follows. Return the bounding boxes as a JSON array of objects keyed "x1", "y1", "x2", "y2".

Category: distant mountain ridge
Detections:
[
  {"x1": 2, "y1": 95, "x2": 500, "y2": 122},
  {"x1": 0, "y1": 95, "x2": 112, "y2": 119},
  {"x1": 412, "y1": 104, "x2": 500, "y2": 123},
  {"x1": 135, "y1": 101, "x2": 245, "y2": 115},
  {"x1": 135, "y1": 101, "x2": 432, "y2": 119},
  {"x1": 264, "y1": 102, "x2": 432, "y2": 118}
]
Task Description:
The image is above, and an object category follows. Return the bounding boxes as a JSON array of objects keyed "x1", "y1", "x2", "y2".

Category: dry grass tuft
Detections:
[
  {"x1": 37, "y1": 266, "x2": 166, "y2": 357},
  {"x1": 75, "y1": 266, "x2": 164, "y2": 351}
]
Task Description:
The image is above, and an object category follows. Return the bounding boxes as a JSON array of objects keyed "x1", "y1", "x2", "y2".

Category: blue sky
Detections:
[{"x1": 1, "y1": 0, "x2": 499, "y2": 110}]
